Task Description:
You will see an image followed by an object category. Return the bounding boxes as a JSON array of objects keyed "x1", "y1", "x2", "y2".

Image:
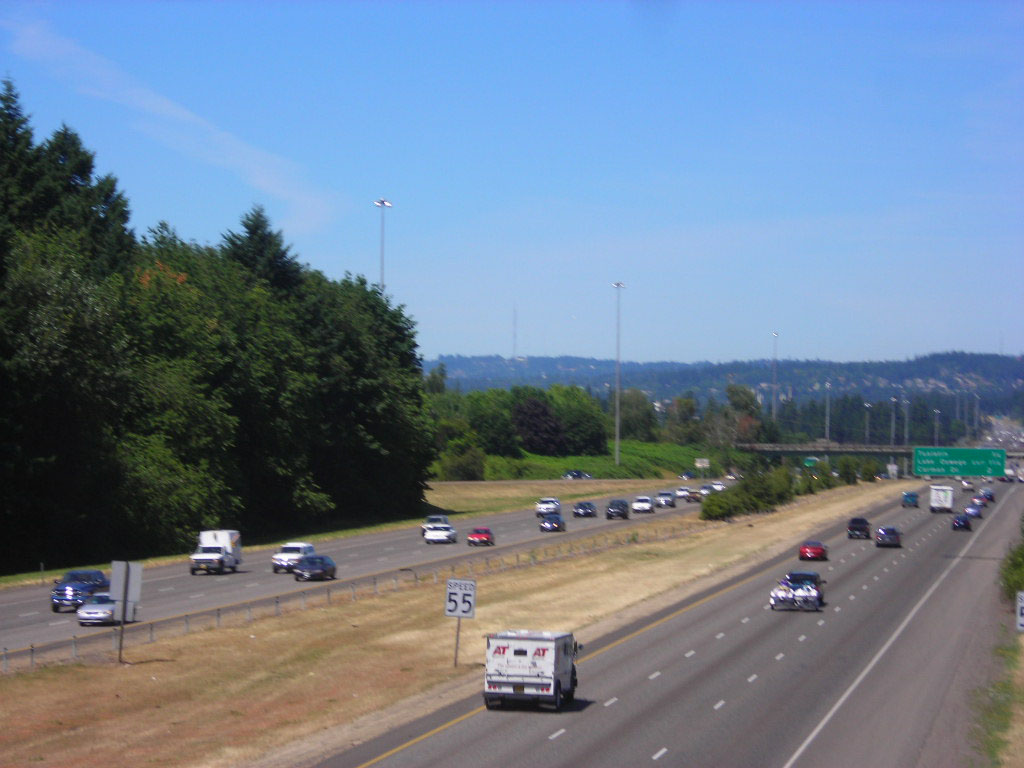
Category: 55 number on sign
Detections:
[
  {"x1": 446, "y1": 578, "x2": 476, "y2": 667},
  {"x1": 445, "y1": 578, "x2": 476, "y2": 618}
]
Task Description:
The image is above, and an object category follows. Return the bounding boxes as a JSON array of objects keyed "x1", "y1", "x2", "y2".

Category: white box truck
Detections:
[
  {"x1": 483, "y1": 629, "x2": 580, "y2": 710},
  {"x1": 929, "y1": 485, "x2": 954, "y2": 513},
  {"x1": 189, "y1": 530, "x2": 242, "y2": 574}
]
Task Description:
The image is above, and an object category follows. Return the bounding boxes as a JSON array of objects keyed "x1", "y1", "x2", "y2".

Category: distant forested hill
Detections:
[{"x1": 426, "y1": 352, "x2": 1024, "y2": 412}]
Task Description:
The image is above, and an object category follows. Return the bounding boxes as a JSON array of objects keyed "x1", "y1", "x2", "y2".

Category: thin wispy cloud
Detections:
[{"x1": 0, "y1": 16, "x2": 340, "y2": 235}]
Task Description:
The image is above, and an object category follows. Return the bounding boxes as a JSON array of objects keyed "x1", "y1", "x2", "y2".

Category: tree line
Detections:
[{"x1": 0, "y1": 81, "x2": 434, "y2": 573}]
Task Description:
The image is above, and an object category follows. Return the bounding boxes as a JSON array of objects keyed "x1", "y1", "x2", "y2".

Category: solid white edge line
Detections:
[{"x1": 780, "y1": 507, "x2": 990, "y2": 768}]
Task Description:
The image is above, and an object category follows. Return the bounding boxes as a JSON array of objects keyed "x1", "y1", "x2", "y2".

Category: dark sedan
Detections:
[
  {"x1": 573, "y1": 501, "x2": 598, "y2": 517},
  {"x1": 875, "y1": 527, "x2": 902, "y2": 548},
  {"x1": 293, "y1": 555, "x2": 337, "y2": 581},
  {"x1": 952, "y1": 514, "x2": 972, "y2": 531},
  {"x1": 606, "y1": 499, "x2": 629, "y2": 520},
  {"x1": 539, "y1": 513, "x2": 566, "y2": 532}
]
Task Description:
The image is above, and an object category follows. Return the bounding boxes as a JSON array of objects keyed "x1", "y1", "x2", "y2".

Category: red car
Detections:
[
  {"x1": 467, "y1": 527, "x2": 495, "y2": 546},
  {"x1": 799, "y1": 540, "x2": 828, "y2": 561}
]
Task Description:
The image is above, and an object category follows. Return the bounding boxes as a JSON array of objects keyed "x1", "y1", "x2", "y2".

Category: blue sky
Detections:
[{"x1": 2, "y1": 1, "x2": 1021, "y2": 364}]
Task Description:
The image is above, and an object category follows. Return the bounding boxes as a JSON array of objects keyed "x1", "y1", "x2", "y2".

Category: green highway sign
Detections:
[{"x1": 913, "y1": 447, "x2": 1006, "y2": 477}]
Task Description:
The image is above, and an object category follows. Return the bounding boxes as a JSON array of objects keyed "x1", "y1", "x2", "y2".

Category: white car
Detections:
[
  {"x1": 272, "y1": 542, "x2": 315, "y2": 573},
  {"x1": 76, "y1": 592, "x2": 138, "y2": 625},
  {"x1": 711, "y1": 481, "x2": 726, "y2": 492},
  {"x1": 631, "y1": 496, "x2": 654, "y2": 514},
  {"x1": 423, "y1": 524, "x2": 457, "y2": 544},
  {"x1": 535, "y1": 497, "x2": 561, "y2": 517},
  {"x1": 675, "y1": 486, "x2": 690, "y2": 498}
]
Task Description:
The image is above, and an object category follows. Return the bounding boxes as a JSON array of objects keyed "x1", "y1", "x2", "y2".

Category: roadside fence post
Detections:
[
  {"x1": 247, "y1": 605, "x2": 253, "y2": 623},
  {"x1": 2, "y1": 647, "x2": 7, "y2": 674},
  {"x1": 149, "y1": 623, "x2": 155, "y2": 643},
  {"x1": 216, "y1": 608, "x2": 222, "y2": 628},
  {"x1": 392, "y1": 576, "x2": 398, "y2": 592},
  {"x1": 327, "y1": 588, "x2": 332, "y2": 606},
  {"x1": 433, "y1": 570, "x2": 438, "y2": 584},
  {"x1": 350, "y1": 585, "x2": 356, "y2": 601},
  {"x1": 112, "y1": 628, "x2": 117, "y2": 651},
  {"x1": 72, "y1": 635, "x2": 77, "y2": 660},
  {"x1": 275, "y1": 597, "x2": 280, "y2": 616},
  {"x1": 302, "y1": 592, "x2": 307, "y2": 610},
  {"x1": 185, "y1": 615, "x2": 190, "y2": 634},
  {"x1": 374, "y1": 577, "x2": 379, "y2": 595},
  {"x1": 30, "y1": 644, "x2": 34, "y2": 670}
]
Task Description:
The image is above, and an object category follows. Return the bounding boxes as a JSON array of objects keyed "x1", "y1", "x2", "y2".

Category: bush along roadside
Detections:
[{"x1": 700, "y1": 463, "x2": 840, "y2": 521}]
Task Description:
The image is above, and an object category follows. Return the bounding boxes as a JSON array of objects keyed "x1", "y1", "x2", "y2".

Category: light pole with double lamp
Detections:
[{"x1": 613, "y1": 282, "x2": 626, "y2": 465}]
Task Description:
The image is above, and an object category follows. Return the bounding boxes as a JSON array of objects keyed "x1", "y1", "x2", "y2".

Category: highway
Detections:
[
  {"x1": 0, "y1": 484, "x2": 696, "y2": 652},
  {"x1": 316, "y1": 482, "x2": 1022, "y2": 768}
]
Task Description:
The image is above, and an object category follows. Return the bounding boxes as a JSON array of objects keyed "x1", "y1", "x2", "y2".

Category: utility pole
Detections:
[
  {"x1": 613, "y1": 282, "x2": 625, "y2": 466},
  {"x1": 771, "y1": 331, "x2": 779, "y2": 422}
]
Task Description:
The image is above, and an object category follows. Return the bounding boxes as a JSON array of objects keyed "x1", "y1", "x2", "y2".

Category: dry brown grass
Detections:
[{"x1": 0, "y1": 481, "x2": 917, "y2": 768}]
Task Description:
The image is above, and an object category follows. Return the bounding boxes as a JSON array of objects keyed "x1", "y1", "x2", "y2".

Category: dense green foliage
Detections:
[
  {"x1": 700, "y1": 463, "x2": 839, "y2": 521},
  {"x1": 0, "y1": 81, "x2": 434, "y2": 573},
  {"x1": 999, "y1": 511, "x2": 1024, "y2": 599}
]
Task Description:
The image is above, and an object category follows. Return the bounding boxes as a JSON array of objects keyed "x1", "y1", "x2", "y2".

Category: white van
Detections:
[{"x1": 483, "y1": 629, "x2": 580, "y2": 710}]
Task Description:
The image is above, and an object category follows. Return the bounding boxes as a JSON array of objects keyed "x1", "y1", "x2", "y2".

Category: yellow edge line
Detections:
[{"x1": 353, "y1": 567, "x2": 768, "y2": 768}]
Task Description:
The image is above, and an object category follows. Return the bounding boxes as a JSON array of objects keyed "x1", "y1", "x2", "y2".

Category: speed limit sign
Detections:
[{"x1": 445, "y1": 578, "x2": 476, "y2": 619}]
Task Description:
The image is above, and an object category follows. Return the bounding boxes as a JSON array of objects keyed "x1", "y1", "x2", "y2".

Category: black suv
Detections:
[
  {"x1": 606, "y1": 499, "x2": 629, "y2": 520},
  {"x1": 847, "y1": 517, "x2": 870, "y2": 539}
]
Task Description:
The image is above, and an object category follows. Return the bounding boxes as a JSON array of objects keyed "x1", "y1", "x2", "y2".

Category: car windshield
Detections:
[
  {"x1": 84, "y1": 595, "x2": 114, "y2": 605},
  {"x1": 471, "y1": 528, "x2": 490, "y2": 534},
  {"x1": 577, "y1": 502, "x2": 594, "y2": 509},
  {"x1": 803, "y1": 541, "x2": 823, "y2": 547},
  {"x1": 786, "y1": 573, "x2": 817, "y2": 586},
  {"x1": 62, "y1": 571, "x2": 102, "y2": 583}
]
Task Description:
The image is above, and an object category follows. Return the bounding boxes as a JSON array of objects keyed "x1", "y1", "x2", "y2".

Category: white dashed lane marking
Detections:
[
  {"x1": 685, "y1": 650, "x2": 695, "y2": 658},
  {"x1": 747, "y1": 674, "x2": 758, "y2": 683},
  {"x1": 189, "y1": 594, "x2": 204, "y2": 599},
  {"x1": 775, "y1": 653, "x2": 785, "y2": 661},
  {"x1": 604, "y1": 697, "x2": 618, "y2": 707},
  {"x1": 716, "y1": 632, "x2": 725, "y2": 639},
  {"x1": 714, "y1": 700, "x2": 726, "y2": 710},
  {"x1": 648, "y1": 671, "x2": 661, "y2": 680},
  {"x1": 19, "y1": 611, "x2": 39, "y2": 617},
  {"x1": 549, "y1": 729, "x2": 565, "y2": 740},
  {"x1": 653, "y1": 748, "x2": 668, "y2": 760}
]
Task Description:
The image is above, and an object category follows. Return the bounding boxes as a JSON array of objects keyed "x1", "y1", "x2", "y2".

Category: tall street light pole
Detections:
[
  {"x1": 902, "y1": 397, "x2": 910, "y2": 478},
  {"x1": 771, "y1": 331, "x2": 779, "y2": 423},
  {"x1": 824, "y1": 381, "x2": 831, "y2": 443},
  {"x1": 373, "y1": 198, "x2": 392, "y2": 290},
  {"x1": 864, "y1": 402, "x2": 872, "y2": 444},
  {"x1": 613, "y1": 282, "x2": 625, "y2": 466},
  {"x1": 933, "y1": 409, "x2": 941, "y2": 446},
  {"x1": 889, "y1": 395, "x2": 897, "y2": 468}
]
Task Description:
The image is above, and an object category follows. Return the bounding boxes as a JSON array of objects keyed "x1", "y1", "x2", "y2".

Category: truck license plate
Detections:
[{"x1": 513, "y1": 685, "x2": 524, "y2": 693}]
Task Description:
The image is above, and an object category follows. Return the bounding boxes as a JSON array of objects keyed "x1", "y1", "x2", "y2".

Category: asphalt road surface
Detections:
[
  {"x1": 317, "y1": 482, "x2": 1022, "y2": 768},
  {"x1": 0, "y1": 484, "x2": 701, "y2": 651}
]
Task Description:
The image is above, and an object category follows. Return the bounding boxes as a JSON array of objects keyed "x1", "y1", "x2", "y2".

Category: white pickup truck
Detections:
[
  {"x1": 483, "y1": 629, "x2": 580, "y2": 711},
  {"x1": 189, "y1": 530, "x2": 242, "y2": 574}
]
